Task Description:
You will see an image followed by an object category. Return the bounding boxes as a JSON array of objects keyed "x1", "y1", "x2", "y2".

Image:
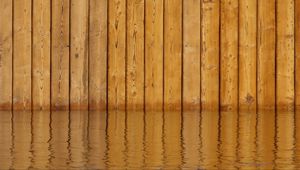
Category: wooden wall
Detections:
[{"x1": 0, "y1": 0, "x2": 299, "y2": 111}]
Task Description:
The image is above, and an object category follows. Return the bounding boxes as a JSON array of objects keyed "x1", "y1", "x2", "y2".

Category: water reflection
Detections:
[{"x1": 0, "y1": 111, "x2": 300, "y2": 169}]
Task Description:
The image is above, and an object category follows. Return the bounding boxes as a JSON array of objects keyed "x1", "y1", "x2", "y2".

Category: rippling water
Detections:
[{"x1": 0, "y1": 111, "x2": 300, "y2": 169}]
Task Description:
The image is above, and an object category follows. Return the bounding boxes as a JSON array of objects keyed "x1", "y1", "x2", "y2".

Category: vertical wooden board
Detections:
[
  {"x1": 239, "y1": 0, "x2": 257, "y2": 111},
  {"x1": 220, "y1": 0, "x2": 238, "y2": 111},
  {"x1": 108, "y1": 0, "x2": 126, "y2": 110},
  {"x1": 0, "y1": 112, "x2": 12, "y2": 169},
  {"x1": 183, "y1": 0, "x2": 201, "y2": 111},
  {"x1": 201, "y1": 0, "x2": 220, "y2": 111},
  {"x1": 51, "y1": 0, "x2": 70, "y2": 110},
  {"x1": 257, "y1": 0, "x2": 275, "y2": 110},
  {"x1": 295, "y1": 0, "x2": 300, "y2": 109},
  {"x1": 164, "y1": 0, "x2": 182, "y2": 111},
  {"x1": 70, "y1": 0, "x2": 89, "y2": 110},
  {"x1": 0, "y1": 0, "x2": 12, "y2": 110},
  {"x1": 32, "y1": 0, "x2": 51, "y2": 110},
  {"x1": 126, "y1": 0, "x2": 144, "y2": 110},
  {"x1": 276, "y1": 0, "x2": 294, "y2": 111},
  {"x1": 89, "y1": 0, "x2": 107, "y2": 110},
  {"x1": 145, "y1": 0, "x2": 163, "y2": 111},
  {"x1": 13, "y1": 0, "x2": 32, "y2": 110}
]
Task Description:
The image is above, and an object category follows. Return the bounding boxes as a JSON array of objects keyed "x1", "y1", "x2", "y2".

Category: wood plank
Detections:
[
  {"x1": 70, "y1": 0, "x2": 89, "y2": 110},
  {"x1": 13, "y1": 0, "x2": 32, "y2": 110},
  {"x1": 183, "y1": 0, "x2": 200, "y2": 111},
  {"x1": 257, "y1": 0, "x2": 275, "y2": 110},
  {"x1": 108, "y1": 0, "x2": 126, "y2": 110},
  {"x1": 51, "y1": 0, "x2": 70, "y2": 110},
  {"x1": 126, "y1": 0, "x2": 144, "y2": 110},
  {"x1": 276, "y1": 0, "x2": 294, "y2": 111},
  {"x1": 201, "y1": 0, "x2": 220, "y2": 111},
  {"x1": 220, "y1": 0, "x2": 238, "y2": 111},
  {"x1": 32, "y1": 0, "x2": 51, "y2": 110},
  {"x1": 89, "y1": 0, "x2": 107, "y2": 110},
  {"x1": 0, "y1": 0, "x2": 12, "y2": 110},
  {"x1": 145, "y1": 0, "x2": 163, "y2": 111},
  {"x1": 295, "y1": 0, "x2": 300, "y2": 109},
  {"x1": 164, "y1": 0, "x2": 182, "y2": 111},
  {"x1": 239, "y1": 0, "x2": 257, "y2": 111}
]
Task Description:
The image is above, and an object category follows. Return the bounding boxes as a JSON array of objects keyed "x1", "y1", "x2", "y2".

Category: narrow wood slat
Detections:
[
  {"x1": 295, "y1": 0, "x2": 300, "y2": 109},
  {"x1": 32, "y1": 0, "x2": 51, "y2": 110},
  {"x1": 0, "y1": 0, "x2": 12, "y2": 110},
  {"x1": 70, "y1": 0, "x2": 89, "y2": 110},
  {"x1": 13, "y1": 0, "x2": 32, "y2": 110},
  {"x1": 89, "y1": 0, "x2": 107, "y2": 110},
  {"x1": 201, "y1": 0, "x2": 220, "y2": 111},
  {"x1": 276, "y1": 0, "x2": 294, "y2": 111},
  {"x1": 257, "y1": 0, "x2": 275, "y2": 110},
  {"x1": 126, "y1": 0, "x2": 144, "y2": 110},
  {"x1": 51, "y1": 0, "x2": 70, "y2": 110},
  {"x1": 164, "y1": 0, "x2": 182, "y2": 111},
  {"x1": 145, "y1": 0, "x2": 163, "y2": 111},
  {"x1": 220, "y1": 0, "x2": 238, "y2": 111},
  {"x1": 183, "y1": 0, "x2": 201, "y2": 111},
  {"x1": 239, "y1": 0, "x2": 257, "y2": 111},
  {"x1": 108, "y1": 0, "x2": 126, "y2": 110}
]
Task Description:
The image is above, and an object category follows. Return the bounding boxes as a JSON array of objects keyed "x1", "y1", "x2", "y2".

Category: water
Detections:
[{"x1": 0, "y1": 110, "x2": 300, "y2": 169}]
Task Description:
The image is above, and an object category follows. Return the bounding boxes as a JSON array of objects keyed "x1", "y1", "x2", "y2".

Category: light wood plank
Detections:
[
  {"x1": 13, "y1": 0, "x2": 32, "y2": 110},
  {"x1": 32, "y1": 0, "x2": 51, "y2": 110},
  {"x1": 51, "y1": 0, "x2": 70, "y2": 110},
  {"x1": 108, "y1": 0, "x2": 126, "y2": 110},
  {"x1": 126, "y1": 0, "x2": 144, "y2": 110},
  {"x1": 276, "y1": 0, "x2": 294, "y2": 111},
  {"x1": 257, "y1": 0, "x2": 275, "y2": 110},
  {"x1": 70, "y1": 0, "x2": 89, "y2": 110},
  {"x1": 145, "y1": 0, "x2": 163, "y2": 111},
  {"x1": 239, "y1": 0, "x2": 257, "y2": 111},
  {"x1": 201, "y1": 0, "x2": 220, "y2": 111},
  {"x1": 89, "y1": 0, "x2": 107, "y2": 110},
  {"x1": 220, "y1": 0, "x2": 238, "y2": 111},
  {"x1": 295, "y1": 0, "x2": 300, "y2": 109},
  {"x1": 164, "y1": 0, "x2": 182, "y2": 111},
  {"x1": 183, "y1": 0, "x2": 201, "y2": 111},
  {"x1": 0, "y1": 0, "x2": 12, "y2": 110}
]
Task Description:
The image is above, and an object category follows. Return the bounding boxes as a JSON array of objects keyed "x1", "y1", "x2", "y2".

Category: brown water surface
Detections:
[{"x1": 0, "y1": 111, "x2": 299, "y2": 169}]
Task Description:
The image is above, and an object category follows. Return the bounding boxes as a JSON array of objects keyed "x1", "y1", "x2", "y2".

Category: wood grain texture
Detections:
[
  {"x1": 296, "y1": 0, "x2": 300, "y2": 109},
  {"x1": 70, "y1": 0, "x2": 89, "y2": 110},
  {"x1": 0, "y1": 0, "x2": 12, "y2": 110},
  {"x1": 51, "y1": 0, "x2": 70, "y2": 110},
  {"x1": 239, "y1": 0, "x2": 257, "y2": 111},
  {"x1": 257, "y1": 0, "x2": 275, "y2": 110},
  {"x1": 145, "y1": 0, "x2": 163, "y2": 111},
  {"x1": 201, "y1": 0, "x2": 220, "y2": 111},
  {"x1": 276, "y1": 0, "x2": 294, "y2": 111},
  {"x1": 108, "y1": 0, "x2": 126, "y2": 110},
  {"x1": 220, "y1": 0, "x2": 238, "y2": 111},
  {"x1": 32, "y1": 0, "x2": 51, "y2": 110},
  {"x1": 164, "y1": 0, "x2": 182, "y2": 111},
  {"x1": 183, "y1": 0, "x2": 201, "y2": 111},
  {"x1": 89, "y1": 0, "x2": 107, "y2": 110},
  {"x1": 126, "y1": 0, "x2": 144, "y2": 110},
  {"x1": 13, "y1": 0, "x2": 32, "y2": 110}
]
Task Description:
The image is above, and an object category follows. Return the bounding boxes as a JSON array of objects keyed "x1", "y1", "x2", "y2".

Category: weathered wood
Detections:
[
  {"x1": 13, "y1": 0, "x2": 32, "y2": 110},
  {"x1": 0, "y1": 0, "x2": 12, "y2": 110},
  {"x1": 126, "y1": 0, "x2": 144, "y2": 110},
  {"x1": 70, "y1": 0, "x2": 89, "y2": 110},
  {"x1": 183, "y1": 0, "x2": 201, "y2": 111},
  {"x1": 295, "y1": 0, "x2": 300, "y2": 109},
  {"x1": 89, "y1": 0, "x2": 107, "y2": 110},
  {"x1": 51, "y1": 0, "x2": 70, "y2": 110},
  {"x1": 32, "y1": 0, "x2": 51, "y2": 110},
  {"x1": 145, "y1": 0, "x2": 163, "y2": 111},
  {"x1": 220, "y1": 0, "x2": 238, "y2": 111},
  {"x1": 201, "y1": 0, "x2": 220, "y2": 111}
]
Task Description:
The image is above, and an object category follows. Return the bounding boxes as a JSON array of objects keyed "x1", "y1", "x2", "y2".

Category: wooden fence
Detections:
[{"x1": 0, "y1": 0, "x2": 299, "y2": 111}]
